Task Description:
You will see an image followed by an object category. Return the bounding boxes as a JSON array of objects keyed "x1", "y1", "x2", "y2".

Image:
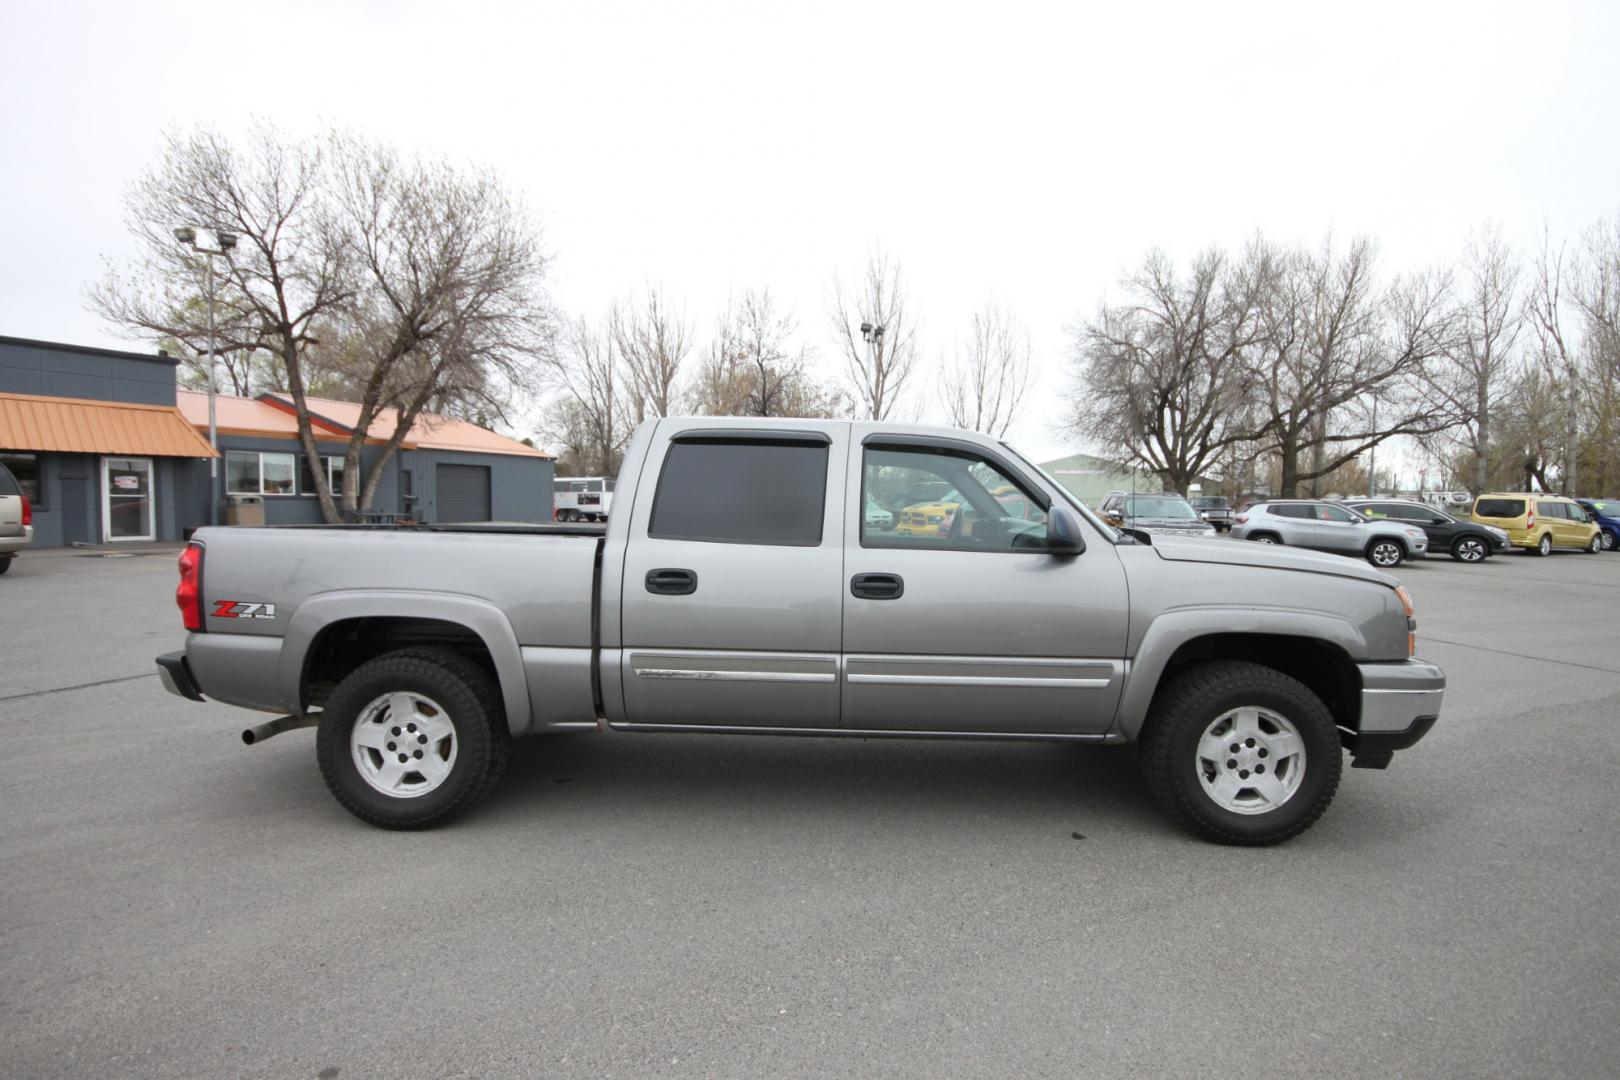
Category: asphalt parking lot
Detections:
[{"x1": 3, "y1": 542, "x2": 1619, "y2": 1079}]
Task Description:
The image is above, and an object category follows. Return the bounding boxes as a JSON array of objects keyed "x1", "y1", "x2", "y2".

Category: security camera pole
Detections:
[
  {"x1": 860, "y1": 320, "x2": 886, "y2": 400},
  {"x1": 172, "y1": 226, "x2": 239, "y2": 527}
]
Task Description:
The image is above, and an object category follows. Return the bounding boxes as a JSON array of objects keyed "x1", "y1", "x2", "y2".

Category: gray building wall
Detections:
[
  {"x1": 400, "y1": 448, "x2": 552, "y2": 523},
  {"x1": 213, "y1": 435, "x2": 403, "y2": 525},
  {"x1": 22, "y1": 451, "x2": 193, "y2": 546},
  {"x1": 0, "y1": 336, "x2": 178, "y2": 404}
]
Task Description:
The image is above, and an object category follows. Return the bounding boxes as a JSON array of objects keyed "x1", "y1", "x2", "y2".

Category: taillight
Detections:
[
  {"x1": 20, "y1": 495, "x2": 30, "y2": 527},
  {"x1": 177, "y1": 541, "x2": 205, "y2": 631},
  {"x1": 1525, "y1": 507, "x2": 1535, "y2": 528},
  {"x1": 1233, "y1": 514, "x2": 1249, "y2": 525}
]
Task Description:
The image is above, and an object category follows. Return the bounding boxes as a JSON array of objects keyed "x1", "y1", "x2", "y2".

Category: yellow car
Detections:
[
  {"x1": 1471, "y1": 492, "x2": 1602, "y2": 556},
  {"x1": 894, "y1": 486, "x2": 1042, "y2": 539}
]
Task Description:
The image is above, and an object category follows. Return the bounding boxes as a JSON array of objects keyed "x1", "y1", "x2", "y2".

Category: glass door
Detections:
[{"x1": 102, "y1": 457, "x2": 155, "y2": 542}]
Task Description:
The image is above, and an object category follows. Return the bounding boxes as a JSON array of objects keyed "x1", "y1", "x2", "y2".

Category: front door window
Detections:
[{"x1": 103, "y1": 457, "x2": 154, "y2": 542}]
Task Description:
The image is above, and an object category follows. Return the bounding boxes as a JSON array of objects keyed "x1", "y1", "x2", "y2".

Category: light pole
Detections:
[
  {"x1": 173, "y1": 226, "x2": 237, "y2": 526},
  {"x1": 860, "y1": 321, "x2": 885, "y2": 418}
]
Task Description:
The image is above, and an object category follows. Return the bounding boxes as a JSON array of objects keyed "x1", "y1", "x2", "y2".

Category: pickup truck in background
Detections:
[{"x1": 157, "y1": 418, "x2": 1445, "y2": 845}]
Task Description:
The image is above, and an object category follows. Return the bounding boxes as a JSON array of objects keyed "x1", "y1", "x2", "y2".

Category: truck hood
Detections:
[{"x1": 1146, "y1": 535, "x2": 1397, "y2": 587}]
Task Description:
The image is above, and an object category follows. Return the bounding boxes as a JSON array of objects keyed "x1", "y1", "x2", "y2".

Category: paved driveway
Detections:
[{"x1": 2, "y1": 544, "x2": 1618, "y2": 1078}]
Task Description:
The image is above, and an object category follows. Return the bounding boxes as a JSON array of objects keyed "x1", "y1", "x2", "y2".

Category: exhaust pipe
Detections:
[{"x1": 242, "y1": 715, "x2": 319, "y2": 745}]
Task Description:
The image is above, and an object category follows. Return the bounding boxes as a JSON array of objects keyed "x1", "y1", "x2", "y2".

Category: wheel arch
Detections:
[
  {"x1": 1118, "y1": 617, "x2": 1365, "y2": 742},
  {"x1": 279, "y1": 591, "x2": 533, "y2": 735}
]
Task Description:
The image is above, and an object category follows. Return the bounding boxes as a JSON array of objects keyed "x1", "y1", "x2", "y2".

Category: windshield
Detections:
[
  {"x1": 1192, "y1": 497, "x2": 1229, "y2": 508},
  {"x1": 1122, "y1": 495, "x2": 1199, "y2": 520},
  {"x1": 1586, "y1": 500, "x2": 1619, "y2": 517}
]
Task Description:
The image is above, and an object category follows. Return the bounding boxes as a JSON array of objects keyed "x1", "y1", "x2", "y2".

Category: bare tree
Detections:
[
  {"x1": 939, "y1": 301, "x2": 1034, "y2": 437},
  {"x1": 90, "y1": 124, "x2": 351, "y2": 511},
  {"x1": 829, "y1": 250, "x2": 918, "y2": 420},
  {"x1": 1527, "y1": 228, "x2": 1582, "y2": 494},
  {"x1": 688, "y1": 289, "x2": 838, "y2": 418},
  {"x1": 1252, "y1": 237, "x2": 1461, "y2": 496},
  {"x1": 1065, "y1": 245, "x2": 1270, "y2": 495},
  {"x1": 1573, "y1": 214, "x2": 1620, "y2": 491},
  {"x1": 92, "y1": 124, "x2": 552, "y2": 522},
  {"x1": 542, "y1": 316, "x2": 627, "y2": 475},
  {"x1": 1423, "y1": 225, "x2": 1523, "y2": 491},
  {"x1": 611, "y1": 286, "x2": 690, "y2": 421}
]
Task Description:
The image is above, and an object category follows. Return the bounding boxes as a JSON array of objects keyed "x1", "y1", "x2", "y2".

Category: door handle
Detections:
[
  {"x1": 645, "y1": 568, "x2": 698, "y2": 595},
  {"x1": 850, "y1": 572, "x2": 904, "y2": 600}
]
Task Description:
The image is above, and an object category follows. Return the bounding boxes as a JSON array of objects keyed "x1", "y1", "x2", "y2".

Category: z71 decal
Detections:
[{"x1": 213, "y1": 600, "x2": 278, "y2": 620}]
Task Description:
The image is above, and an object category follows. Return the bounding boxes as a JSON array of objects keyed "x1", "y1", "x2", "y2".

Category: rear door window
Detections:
[
  {"x1": 1536, "y1": 501, "x2": 1565, "y2": 520},
  {"x1": 1271, "y1": 504, "x2": 1311, "y2": 519},
  {"x1": 650, "y1": 438, "x2": 829, "y2": 546},
  {"x1": 1475, "y1": 498, "x2": 1525, "y2": 518}
]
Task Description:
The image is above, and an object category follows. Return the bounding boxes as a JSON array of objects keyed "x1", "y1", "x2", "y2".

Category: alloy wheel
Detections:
[
  {"x1": 1195, "y1": 706, "x2": 1307, "y2": 816},
  {"x1": 349, "y1": 691, "x2": 458, "y2": 798}
]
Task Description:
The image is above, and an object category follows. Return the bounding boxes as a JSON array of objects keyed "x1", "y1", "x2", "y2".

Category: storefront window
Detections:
[
  {"x1": 298, "y1": 455, "x2": 346, "y2": 497},
  {"x1": 227, "y1": 450, "x2": 298, "y2": 495},
  {"x1": 0, "y1": 452, "x2": 41, "y2": 504},
  {"x1": 226, "y1": 451, "x2": 260, "y2": 494}
]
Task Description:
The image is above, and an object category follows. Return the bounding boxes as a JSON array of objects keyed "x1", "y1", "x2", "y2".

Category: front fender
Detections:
[
  {"x1": 279, "y1": 591, "x2": 533, "y2": 736},
  {"x1": 1114, "y1": 607, "x2": 1370, "y2": 740}
]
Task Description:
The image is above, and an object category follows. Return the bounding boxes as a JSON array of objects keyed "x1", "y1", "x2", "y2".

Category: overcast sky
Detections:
[{"x1": 2, "y1": 0, "x2": 1616, "y2": 464}]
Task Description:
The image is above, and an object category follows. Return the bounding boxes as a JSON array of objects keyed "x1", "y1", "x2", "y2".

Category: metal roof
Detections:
[{"x1": 0, "y1": 391, "x2": 218, "y2": 457}]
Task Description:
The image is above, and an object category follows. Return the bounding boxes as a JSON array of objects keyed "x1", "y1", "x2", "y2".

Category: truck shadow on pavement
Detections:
[{"x1": 480, "y1": 733, "x2": 1160, "y2": 836}]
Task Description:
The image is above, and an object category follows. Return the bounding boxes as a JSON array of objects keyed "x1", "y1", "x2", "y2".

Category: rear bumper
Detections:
[
  {"x1": 0, "y1": 525, "x2": 33, "y2": 554},
  {"x1": 1347, "y1": 659, "x2": 1444, "y2": 767},
  {"x1": 156, "y1": 650, "x2": 205, "y2": 701}
]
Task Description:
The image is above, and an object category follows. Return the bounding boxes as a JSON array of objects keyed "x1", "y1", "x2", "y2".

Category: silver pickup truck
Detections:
[{"x1": 157, "y1": 417, "x2": 1444, "y2": 844}]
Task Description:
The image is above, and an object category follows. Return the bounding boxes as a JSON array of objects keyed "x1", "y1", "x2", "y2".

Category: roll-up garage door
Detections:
[{"x1": 436, "y1": 464, "x2": 492, "y2": 522}]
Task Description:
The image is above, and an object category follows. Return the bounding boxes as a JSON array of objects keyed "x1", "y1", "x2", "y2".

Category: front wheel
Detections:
[
  {"x1": 1140, "y1": 661, "x2": 1342, "y2": 845},
  {"x1": 316, "y1": 649, "x2": 510, "y2": 829},
  {"x1": 1451, "y1": 536, "x2": 1488, "y2": 562},
  {"x1": 1366, "y1": 539, "x2": 1405, "y2": 567},
  {"x1": 1585, "y1": 534, "x2": 1603, "y2": 554}
]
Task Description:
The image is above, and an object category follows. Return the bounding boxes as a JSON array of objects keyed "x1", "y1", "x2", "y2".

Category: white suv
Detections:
[
  {"x1": 1230, "y1": 499, "x2": 1427, "y2": 568},
  {"x1": 0, "y1": 460, "x2": 34, "y2": 574}
]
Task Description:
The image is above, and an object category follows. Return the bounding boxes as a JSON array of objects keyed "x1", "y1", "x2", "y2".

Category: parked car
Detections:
[
  {"x1": 0, "y1": 460, "x2": 33, "y2": 574},
  {"x1": 864, "y1": 498, "x2": 895, "y2": 532},
  {"x1": 1343, "y1": 499, "x2": 1510, "y2": 563},
  {"x1": 157, "y1": 416, "x2": 1444, "y2": 846},
  {"x1": 1469, "y1": 493, "x2": 1601, "y2": 556},
  {"x1": 1098, "y1": 492, "x2": 1217, "y2": 539},
  {"x1": 1230, "y1": 500, "x2": 1428, "y2": 567},
  {"x1": 1574, "y1": 499, "x2": 1620, "y2": 551},
  {"x1": 1190, "y1": 495, "x2": 1234, "y2": 531}
]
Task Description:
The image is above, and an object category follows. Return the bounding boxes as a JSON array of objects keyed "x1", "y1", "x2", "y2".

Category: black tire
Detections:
[
  {"x1": 1451, "y1": 536, "x2": 1488, "y2": 562},
  {"x1": 1584, "y1": 534, "x2": 1602, "y2": 554},
  {"x1": 1365, "y1": 538, "x2": 1405, "y2": 568},
  {"x1": 1249, "y1": 532, "x2": 1281, "y2": 545},
  {"x1": 1604, "y1": 530, "x2": 1618, "y2": 552},
  {"x1": 1534, "y1": 532, "x2": 1552, "y2": 556},
  {"x1": 316, "y1": 648, "x2": 510, "y2": 829},
  {"x1": 1140, "y1": 660, "x2": 1342, "y2": 845},
  {"x1": 0, "y1": 555, "x2": 10, "y2": 575}
]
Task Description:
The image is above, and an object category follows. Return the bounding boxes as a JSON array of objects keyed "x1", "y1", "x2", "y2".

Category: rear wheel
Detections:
[
  {"x1": 1451, "y1": 536, "x2": 1488, "y2": 562},
  {"x1": 1249, "y1": 533, "x2": 1280, "y2": 545},
  {"x1": 1140, "y1": 661, "x2": 1342, "y2": 845},
  {"x1": 1366, "y1": 539, "x2": 1405, "y2": 567},
  {"x1": 1534, "y1": 533, "x2": 1552, "y2": 556},
  {"x1": 316, "y1": 649, "x2": 510, "y2": 829},
  {"x1": 1603, "y1": 530, "x2": 1617, "y2": 551}
]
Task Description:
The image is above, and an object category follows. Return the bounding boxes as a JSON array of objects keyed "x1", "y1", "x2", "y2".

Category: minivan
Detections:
[{"x1": 1470, "y1": 493, "x2": 1601, "y2": 556}]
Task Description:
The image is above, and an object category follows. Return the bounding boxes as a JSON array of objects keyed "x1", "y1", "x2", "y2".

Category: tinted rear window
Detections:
[
  {"x1": 1270, "y1": 504, "x2": 1311, "y2": 519},
  {"x1": 650, "y1": 439, "x2": 828, "y2": 545},
  {"x1": 1475, "y1": 498, "x2": 1524, "y2": 518},
  {"x1": 0, "y1": 463, "x2": 17, "y2": 497}
]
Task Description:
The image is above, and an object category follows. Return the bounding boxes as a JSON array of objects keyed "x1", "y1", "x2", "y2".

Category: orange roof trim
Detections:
[
  {"x1": 0, "y1": 392, "x2": 217, "y2": 458},
  {"x1": 258, "y1": 394, "x2": 552, "y2": 459},
  {"x1": 175, "y1": 391, "x2": 390, "y2": 445}
]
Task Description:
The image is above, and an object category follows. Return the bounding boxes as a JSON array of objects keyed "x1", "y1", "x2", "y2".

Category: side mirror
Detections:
[{"x1": 1048, "y1": 506, "x2": 1086, "y2": 556}]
